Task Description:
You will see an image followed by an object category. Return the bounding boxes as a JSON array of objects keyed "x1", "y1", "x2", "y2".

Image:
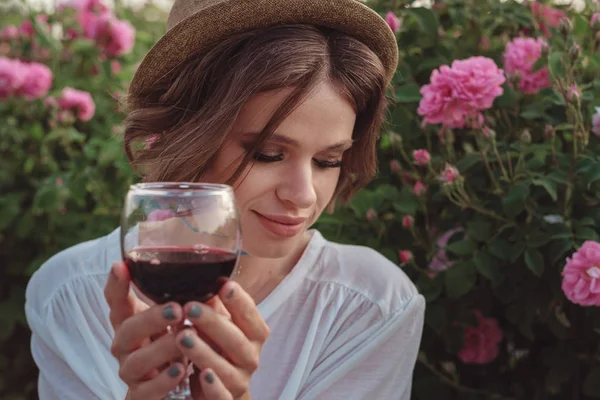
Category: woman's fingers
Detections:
[
  {"x1": 127, "y1": 362, "x2": 186, "y2": 400},
  {"x1": 105, "y1": 262, "x2": 148, "y2": 331},
  {"x1": 119, "y1": 332, "x2": 182, "y2": 383},
  {"x1": 183, "y1": 302, "x2": 257, "y2": 370},
  {"x1": 176, "y1": 330, "x2": 249, "y2": 396},
  {"x1": 198, "y1": 369, "x2": 234, "y2": 400},
  {"x1": 218, "y1": 281, "x2": 270, "y2": 343},
  {"x1": 111, "y1": 302, "x2": 184, "y2": 359}
]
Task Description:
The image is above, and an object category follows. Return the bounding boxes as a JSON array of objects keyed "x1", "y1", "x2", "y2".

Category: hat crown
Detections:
[{"x1": 168, "y1": 0, "x2": 224, "y2": 30}]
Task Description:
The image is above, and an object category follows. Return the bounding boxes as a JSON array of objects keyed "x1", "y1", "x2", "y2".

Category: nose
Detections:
[{"x1": 276, "y1": 161, "x2": 317, "y2": 209}]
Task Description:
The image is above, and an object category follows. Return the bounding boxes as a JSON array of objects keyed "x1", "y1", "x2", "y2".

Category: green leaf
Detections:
[
  {"x1": 404, "y1": 7, "x2": 439, "y2": 37},
  {"x1": 395, "y1": 83, "x2": 422, "y2": 103},
  {"x1": 445, "y1": 261, "x2": 477, "y2": 299},
  {"x1": 473, "y1": 250, "x2": 505, "y2": 284},
  {"x1": 575, "y1": 226, "x2": 599, "y2": 241},
  {"x1": 510, "y1": 242, "x2": 527, "y2": 263},
  {"x1": 392, "y1": 188, "x2": 421, "y2": 215},
  {"x1": 524, "y1": 248, "x2": 545, "y2": 277},
  {"x1": 527, "y1": 230, "x2": 552, "y2": 247},
  {"x1": 581, "y1": 164, "x2": 600, "y2": 189},
  {"x1": 445, "y1": 238, "x2": 477, "y2": 255},
  {"x1": 532, "y1": 178, "x2": 558, "y2": 201},
  {"x1": 502, "y1": 182, "x2": 530, "y2": 218},
  {"x1": 548, "y1": 52, "x2": 565, "y2": 80},
  {"x1": 456, "y1": 154, "x2": 481, "y2": 172},
  {"x1": 349, "y1": 190, "x2": 373, "y2": 217},
  {"x1": 489, "y1": 238, "x2": 512, "y2": 261},
  {"x1": 494, "y1": 83, "x2": 517, "y2": 108},
  {"x1": 467, "y1": 220, "x2": 493, "y2": 242},
  {"x1": 417, "y1": 273, "x2": 444, "y2": 302},
  {"x1": 531, "y1": 55, "x2": 547, "y2": 73},
  {"x1": 582, "y1": 367, "x2": 600, "y2": 398}
]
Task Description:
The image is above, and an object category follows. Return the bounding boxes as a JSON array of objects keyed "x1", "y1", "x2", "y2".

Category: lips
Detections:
[{"x1": 252, "y1": 211, "x2": 307, "y2": 238}]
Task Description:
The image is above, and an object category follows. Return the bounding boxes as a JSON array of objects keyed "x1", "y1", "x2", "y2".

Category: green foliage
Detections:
[
  {"x1": 314, "y1": 0, "x2": 600, "y2": 399},
  {"x1": 0, "y1": 4, "x2": 168, "y2": 398}
]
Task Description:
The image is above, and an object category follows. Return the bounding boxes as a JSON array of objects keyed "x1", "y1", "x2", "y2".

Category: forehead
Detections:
[{"x1": 230, "y1": 82, "x2": 356, "y2": 148}]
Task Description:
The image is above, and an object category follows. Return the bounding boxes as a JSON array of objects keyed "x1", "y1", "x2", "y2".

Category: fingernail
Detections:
[
  {"x1": 181, "y1": 334, "x2": 194, "y2": 349},
  {"x1": 168, "y1": 365, "x2": 180, "y2": 378},
  {"x1": 163, "y1": 305, "x2": 176, "y2": 320},
  {"x1": 225, "y1": 283, "x2": 235, "y2": 300},
  {"x1": 205, "y1": 371, "x2": 215, "y2": 384},
  {"x1": 187, "y1": 305, "x2": 201, "y2": 318}
]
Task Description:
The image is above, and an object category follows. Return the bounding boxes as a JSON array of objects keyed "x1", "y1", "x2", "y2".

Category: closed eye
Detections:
[{"x1": 252, "y1": 152, "x2": 342, "y2": 169}]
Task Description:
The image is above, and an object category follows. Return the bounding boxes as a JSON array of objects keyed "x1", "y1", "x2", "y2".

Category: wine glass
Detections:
[{"x1": 120, "y1": 182, "x2": 242, "y2": 399}]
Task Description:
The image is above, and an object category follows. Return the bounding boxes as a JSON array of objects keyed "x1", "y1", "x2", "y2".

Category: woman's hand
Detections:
[
  {"x1": 179, "y1": 281, "x2": 270, "y2": 400},
  {"x1": 105, "y1": 261, "x2": 189, "y2": 399}
]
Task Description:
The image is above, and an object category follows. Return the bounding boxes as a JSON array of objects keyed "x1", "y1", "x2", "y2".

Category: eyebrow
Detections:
[{"x1": 240, "y1": 132, "x2": 354, "y2": 152}]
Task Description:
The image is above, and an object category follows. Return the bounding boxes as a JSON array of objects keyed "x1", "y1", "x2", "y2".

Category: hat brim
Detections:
[{"x1": 128, "y1": 0, "x2": 398, "y2": 108}]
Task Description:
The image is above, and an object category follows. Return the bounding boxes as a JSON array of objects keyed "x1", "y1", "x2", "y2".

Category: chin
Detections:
[{"x1": 242, "y1": 233, "x2": 301, "y2": 259}]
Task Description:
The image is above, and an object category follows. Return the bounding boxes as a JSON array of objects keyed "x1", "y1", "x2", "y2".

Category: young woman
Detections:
[{"x1": 25, "y1": 0, "x2": 425, "y2": 399}]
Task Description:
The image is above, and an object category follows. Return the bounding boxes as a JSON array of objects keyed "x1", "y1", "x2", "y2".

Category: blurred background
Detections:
[{"x1": 3, "y1": 0, "x2": 600, "y2": 399}]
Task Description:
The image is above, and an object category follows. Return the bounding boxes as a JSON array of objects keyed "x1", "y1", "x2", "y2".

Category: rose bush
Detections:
[
  {"x1": 0, "y1": 2, "x2": 165, "y2": 398},
  {"x1": 314, "y1": 0, "x2": 600, "y2": 398}
]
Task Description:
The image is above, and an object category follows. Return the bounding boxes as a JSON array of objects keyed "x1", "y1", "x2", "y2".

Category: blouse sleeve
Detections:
[
  {"x1": 297, "y1": 293, "x2": 425, "y2": 400},
  {"x1": 25, "y1": 270, "x2": 127, "y2": 400}
]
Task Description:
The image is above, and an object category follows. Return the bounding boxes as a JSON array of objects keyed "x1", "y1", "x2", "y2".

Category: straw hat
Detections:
[{"x1": 128, "y1": 0, "x2": 399, "y2": 108}]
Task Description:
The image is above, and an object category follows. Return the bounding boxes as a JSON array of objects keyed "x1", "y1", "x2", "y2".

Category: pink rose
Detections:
[
  {"x1": 0, "y1": 57, "x2": 26, "y2": 98},
  {"x1": 20, "y1": 62, "x2": 53, "y2": 100},
  {"x1": 366, "y1": 209, "x2": 376, "y2": 222},
  {"x1": 592, "y1": 13, "x2": 600, "y2": 27},
  {"x1": 592, "y1": 107, "x2": 600, "y2": 137},
  {"x1": 530, "y1": 2, "x2": 567, "y2": 37},
  {"x1": 503, "y1": 37, "x2": 550, "y2": 95},
  {"x1": 413, "y1": 181, "x2": 427, "y2": 196},
  {"x1": 58, "y1": 0, "x2": 108, "y2": 13},
  {"x1": 399, "y1": 250, "x2": 413, "y2": 264},
  {"x1": 428, "y1": 228, "x2": 462, "y2": 272},
  {"x1": 417, "y1": 56, "x2": 505, "y2": 129},
  {"x1": 458, "y1": 310, "x2": 503, "y2": 364},
  {"x1": 567, "y1": 85, "x2": 580, "y2": 101},
  {"x1": 147, "y1": 209, "x2": 176, "y2": 222},
  {"x1": 441, "y1": 165, "x2": 460, "y2": 184},
  {"x1": 413, "y1": 149, "x2": 431, "y2": 166},
  {"x1": 562, "y1": 241, "x2": 600, "y2": 306},
  {"x1": 385, "y1": 11, "x2": 401, "y2": 33},
  {"x1": 91, "y1": 14, "x2": 135, "y2": 56},
  {"x1": 57, "y1": 87, "x2": 96, "y2": 121},
  {"x1": 402, "y1": 216, "x2": 414, "y2": 228},
  {"x1": 18, "y1": 15, "x2": 49, "y2": 38},
  {"x1": 390, "y1": 159, "x2": 400, "y2": 173},
  {"x1": 1, "y1": 26, "x2": 18, "y2": 41}
]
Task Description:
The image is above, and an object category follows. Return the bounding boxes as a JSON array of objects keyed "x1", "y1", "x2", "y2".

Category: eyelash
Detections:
[{"x1": 252, "y1": 152, "x2": 342, "y2": 169}]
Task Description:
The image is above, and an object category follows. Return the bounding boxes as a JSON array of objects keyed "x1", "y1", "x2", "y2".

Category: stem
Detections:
[
  {"x1": 492, "y1": 141, "x2": 510, "y2": 182},
  {"x1": 480, "y1": 149, "x2": 503, "y2": 193}
]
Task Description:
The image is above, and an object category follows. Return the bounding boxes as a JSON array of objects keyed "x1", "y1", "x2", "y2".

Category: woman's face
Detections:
[{"x1": 204, "y1": 81, "x2": 356, "y2": 258}]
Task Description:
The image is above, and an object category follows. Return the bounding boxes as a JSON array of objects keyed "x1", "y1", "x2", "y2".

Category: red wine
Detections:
[{"x1": 124, "y1": 247, "x2": 237, "y2": 304}]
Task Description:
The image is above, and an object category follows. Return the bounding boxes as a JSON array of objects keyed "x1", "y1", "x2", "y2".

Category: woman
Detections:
[{"x1": 25, "y1": 0, "x2": 425, "y2": 399}]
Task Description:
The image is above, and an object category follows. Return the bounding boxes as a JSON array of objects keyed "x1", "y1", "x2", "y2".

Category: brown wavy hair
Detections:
[{"x1": 123, "y1": 24, "x2": 390, "y2": 209}]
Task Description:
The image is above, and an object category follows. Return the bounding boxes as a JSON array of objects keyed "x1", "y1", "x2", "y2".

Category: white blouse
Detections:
[{"x1": 25, "y1": 228, "x2": 425, "y2": 399}]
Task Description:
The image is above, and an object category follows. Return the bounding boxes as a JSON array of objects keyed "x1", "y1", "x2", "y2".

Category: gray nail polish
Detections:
[
  {"x1": 181, "y1": 335, "x2": 194, "y2": 349},
  {"x1": 205, "y1": 372, "x2": 215, "y2": 384},
  {"x1": 163, "y1": 305, "x2": 176, "y2": 320},
  {"x1": 168, "y1": 365, "x2": 180, "y2": 378},
  {"x1": 187, "y1": 305, "x2": 201, "y2": 318}
]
